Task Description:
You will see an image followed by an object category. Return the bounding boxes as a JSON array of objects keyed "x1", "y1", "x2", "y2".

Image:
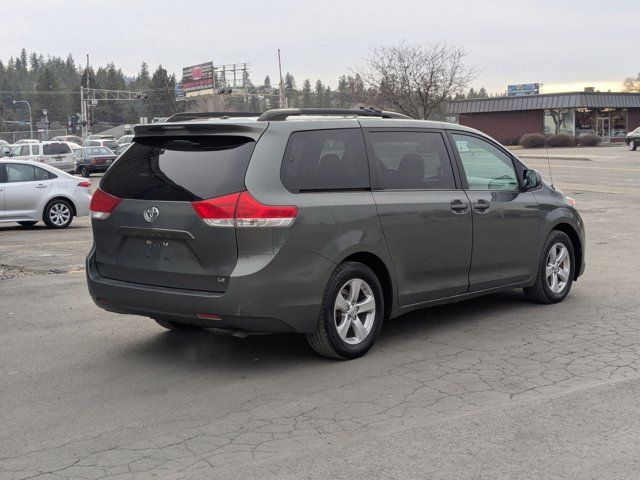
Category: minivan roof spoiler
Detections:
[
  {"x1": 257, "y1": 108, "x2": 412, "y2": 121},
  {"x1": 165, "y1": 112, "x2": 262, "y2": 122}
]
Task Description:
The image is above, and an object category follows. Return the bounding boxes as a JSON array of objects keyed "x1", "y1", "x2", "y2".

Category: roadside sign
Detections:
[{"x1": 507, "y1": 83, "x2": 540, "y2": 96}]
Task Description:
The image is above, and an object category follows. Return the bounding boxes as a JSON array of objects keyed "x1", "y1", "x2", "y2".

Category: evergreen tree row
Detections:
[{"x1": 0, "y1": 48, "x2": 494, "y2": 132}]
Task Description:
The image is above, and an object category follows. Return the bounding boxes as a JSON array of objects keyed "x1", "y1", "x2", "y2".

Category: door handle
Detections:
[
  {"x1": 472, "y1": 199, "x2": 490, "y2": 212},
  {"x1": 35, "y1": 184, "x2": 48, "y2": 188},
  {"x1": 450, "y1": 199, "x2": 469, "y2": 213}
]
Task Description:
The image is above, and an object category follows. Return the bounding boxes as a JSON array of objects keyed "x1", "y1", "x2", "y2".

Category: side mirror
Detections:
[{"x1": 523, "y1": 169, "x2": 541, "y2": 191}]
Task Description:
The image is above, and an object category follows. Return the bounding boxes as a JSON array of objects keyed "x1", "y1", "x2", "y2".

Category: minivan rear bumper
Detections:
[{"x1": 86, "y1": 249, "x2": 335, "y2": 333}]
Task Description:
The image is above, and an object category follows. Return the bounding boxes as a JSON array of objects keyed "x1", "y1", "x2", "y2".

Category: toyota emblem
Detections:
[{"x1": 143, "y1": 206, "x2": 160, "y2": 223}]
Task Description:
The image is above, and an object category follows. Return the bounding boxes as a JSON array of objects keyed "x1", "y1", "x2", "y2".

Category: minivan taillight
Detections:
[
  {"x1": 191, "y1": 191, "x2": 298, "y2": 228},
  {"x1": 90, "y1": 188, "x2": 121, "y2": 220}
]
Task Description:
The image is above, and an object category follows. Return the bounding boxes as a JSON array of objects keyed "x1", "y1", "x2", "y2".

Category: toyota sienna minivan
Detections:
[{"x1": 86, "y1": 108, "x2": 585, "y2": 359}]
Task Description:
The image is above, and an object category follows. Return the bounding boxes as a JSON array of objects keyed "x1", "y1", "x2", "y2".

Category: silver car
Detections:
[
  {"x1": 9, "y1": 141, "x2": 76, "y2": 173},
  {"x1": 0, "y1": 159, "x2": 91, "y2": 228}
]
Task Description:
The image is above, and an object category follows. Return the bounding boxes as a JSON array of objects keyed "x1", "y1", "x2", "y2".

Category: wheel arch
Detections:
[
  {"x1": 551, "y1": 222, "x2": 582, "y2": 280},
  {"x1": 339, "y1": 251, "x2": 394, "y2": 321},
  {"x1": 44, "y1": 195, "x2": 77, "y2": 218}
]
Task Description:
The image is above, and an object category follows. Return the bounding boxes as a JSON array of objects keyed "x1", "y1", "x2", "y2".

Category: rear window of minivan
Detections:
[
  {"x1": 100, "y1": 136, "x2": 255, "y2": 201},
  {"x1": 43, "y1": 143, "x2": 71, "y2": 155}
]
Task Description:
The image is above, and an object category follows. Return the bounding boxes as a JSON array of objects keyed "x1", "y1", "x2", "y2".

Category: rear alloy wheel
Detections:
[
  {"x1": 630, "y1": 140, "x2": 637, "y2": 151},
  {"x1": 79, "y1": 166, "x2": 90, "y2": 177},
  {"x1": 307, "y1": 262, "x2": 384, "y2": 360},
  {"x1": 154, "y1": 318, "x2": 203, "y2": 332},
  {"x1": 43, "y1": 199, "x2": 73, "y2": 229},
  {"x1": 17, "y1": 221, "x2": 37, "y2": 227},
  {"x1": 524, "y1": 230, "x2": 575, "y2": 304}
]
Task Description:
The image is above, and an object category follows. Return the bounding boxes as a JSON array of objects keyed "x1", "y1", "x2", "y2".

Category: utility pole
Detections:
[
  {"x1": 278, "y1": 49, "x2": 286, "y2": 109},
  {"x1": 84, "y1": 54, "x2": 90, "y2": 137}
]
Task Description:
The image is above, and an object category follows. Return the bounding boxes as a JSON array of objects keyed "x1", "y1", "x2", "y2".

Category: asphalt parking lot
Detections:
[{"x1": 2, "y1": 144, "x2": 640, "y2": 479}]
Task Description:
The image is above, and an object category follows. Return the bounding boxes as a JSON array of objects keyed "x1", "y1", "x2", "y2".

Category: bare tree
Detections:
[
  {"x1": 623, "y1": 73, "x2": 640, "y2": 93},
  {"x1": 358, "y1": 42, "x2": 476, "y2": 119}
]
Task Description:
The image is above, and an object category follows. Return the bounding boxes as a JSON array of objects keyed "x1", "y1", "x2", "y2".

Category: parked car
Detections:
[
  {"x1": 85, "y1": 134, "x2": 116, "y2": 141},
  {"x1": 52, "y1": 135, "x2": 83, "y2": 145},
  {"x1": 625, "y1": 127, "x2": 640, "y2": 151},
  {"x1": 117, "y1": 134, "x2": 134, "y2": 145},
  {"x1": 82, "y1": 138, "x2": 119, "y2": 152},
  {"x1": 114, "y1": 144, "x2": 130, "y2": 156},
  {"x1": 9, "y1": 141, "x2": 76, "y2": 173},
  {"x1": 87, "y1": 108, "x2": 586, "y2": 359},
  {"x1": 0, "y1": 159, "x2": 91, "y2": 228},
  {"x1": 0, "y1": 145, "x2": 13, "y2": 158},
  {"x1": 74, "y1": 146, "x2": 117, "y2": 177}
]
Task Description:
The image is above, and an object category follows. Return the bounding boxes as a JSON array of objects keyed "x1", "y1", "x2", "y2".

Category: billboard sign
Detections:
[
  {"x1": 175, "y1": 84, "x2": 186, "y2": 102},
  {"x1": 181, "y1": 62, "x2": 215, "y2": 93},
  {"x1": 507, "y1": 83, "x2": 540, "y2": 96}
]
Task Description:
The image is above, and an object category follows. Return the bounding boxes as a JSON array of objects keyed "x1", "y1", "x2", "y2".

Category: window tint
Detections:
[
  {"x1": 43, "y1": 143, "x2": 71, "y2": 155},
  {"x1": 451, "y1": 134, "x2": 519, "y2": 191},
  {"x1": 6, "y1": 164, "x2": 36, "y2": 182},
  {"x1": 14, "y1": 145, "x2": 29, "y2": 156},
  {"x1": 31, "y1": 145, "x2": 40, "y2": 155},
  {"x1": 103, "y1": 140, "x2": 119, "y2": 151},
  {"x1": 90, "y1": 147, "x2": 111, "y2": 155},
  {"x1": 34, "y1": 166, "x2": 52, "y2": 181},
  {"x1": 281, "y1": 129, "x2": 369, "y2": 191},
  {"x1": 368, "y1": 131, "x2": 455, "y2": 190},
  {"x1": 101, "y1": 136, "x2": 255, "y2": 201}
]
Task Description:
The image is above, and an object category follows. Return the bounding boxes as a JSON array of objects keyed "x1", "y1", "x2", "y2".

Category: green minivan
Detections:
[{"x1": 87, "y1": 108, "x2": 585, "y2": 359}]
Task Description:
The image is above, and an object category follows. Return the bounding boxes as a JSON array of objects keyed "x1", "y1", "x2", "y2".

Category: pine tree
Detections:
[
  {"x1": 301, "y1": 79, "x2": 312, "y2": 107},
  {"x1": 34, "y1": 67, "x2": 64, "y2": 124},
  {"x1": 337, "y1": 75, "x2": 348, "y2": 107},
  {"x1": 284, "y1": 72, "x2": 297, "y2": 106}
]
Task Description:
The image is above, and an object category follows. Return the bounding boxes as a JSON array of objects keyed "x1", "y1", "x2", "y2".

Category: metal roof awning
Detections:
[{"x1": 448, "y1": 92, "x2": 640, "y2": 114}]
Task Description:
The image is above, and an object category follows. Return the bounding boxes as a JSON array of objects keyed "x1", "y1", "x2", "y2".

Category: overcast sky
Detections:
[{"x1": 2, "y1": 0, "x2": 633, "y2": 94}]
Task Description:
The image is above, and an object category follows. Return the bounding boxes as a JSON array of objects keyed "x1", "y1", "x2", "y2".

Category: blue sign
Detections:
[
  {"x1": 175, "y1": 84, "x2": 186, "y2": 102},
  {"x1": 507, "y1": 83, "x2": 540, "y2": 96}
]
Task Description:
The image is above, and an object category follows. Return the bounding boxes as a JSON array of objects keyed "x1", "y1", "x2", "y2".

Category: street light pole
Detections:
[{"x1": 13, "y1": 100, "x2": 33, "y2": 139}]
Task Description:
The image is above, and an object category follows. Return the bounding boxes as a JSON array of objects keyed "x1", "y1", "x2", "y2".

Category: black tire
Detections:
[
  {"x1": 630, "y1": 140, "x2": 637, "y2": 151},
  {"x1": 79, "y1": 166, "x2": 90, "y2": 177},
  {"x1": 154, "y1": 318, "x2": 203, "y2": 332},
  {"x1": 307, "y1": 262, "x2": 384, "y2": 360},
  {"x1": 524, "y1": 230, "x2": 575, "y2": 304},
  {"x1": 17, "y1": 221, "x2": 37, "y2": 227},
  {"x1": 43, "y1": 199, "x2": 74, "y2": 229}
]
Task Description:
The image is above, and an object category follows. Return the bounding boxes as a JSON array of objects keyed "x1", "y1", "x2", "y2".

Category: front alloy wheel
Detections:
[
  {"x1": 307, "y1": 262, "x2": 384, "y2": 359},
  {"x1": 524, "y1": 230, "x2": 575, "y2": 303},
  {"x1": 630, "y1": 140, "x2": 637, "y2": 151},
  {"x1": 545, "y1": 243, "x2": 571, "y2": 294}
]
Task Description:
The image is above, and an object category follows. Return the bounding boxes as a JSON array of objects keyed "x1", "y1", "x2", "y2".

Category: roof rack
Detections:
[
  {"x1": 256, "y1": 108, "x2": 412, "y2": 121},
  {"x1": 165, "y1": 111, "x2": 262, "y2": 123}
]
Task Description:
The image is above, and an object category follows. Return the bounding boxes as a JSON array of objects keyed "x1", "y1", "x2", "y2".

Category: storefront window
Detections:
[
  {"x1": 575, "y1": 108, "x2": 595, "y2": 137},
  {"x1": 610, "y1": 109, "x2": 627, "y2": 138},
  {"x1": 544, "y1": 109, "x2": 575, "y2": 136}
]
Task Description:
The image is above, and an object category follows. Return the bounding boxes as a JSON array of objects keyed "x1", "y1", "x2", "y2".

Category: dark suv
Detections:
[{"x1": 86, "y1": 108, "x2": 585, "y2": 359}]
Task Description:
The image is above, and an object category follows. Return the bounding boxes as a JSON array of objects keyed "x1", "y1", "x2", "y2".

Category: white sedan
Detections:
[{"x1": 0, "y1": 159, "x2": 91, "y2": 228}]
